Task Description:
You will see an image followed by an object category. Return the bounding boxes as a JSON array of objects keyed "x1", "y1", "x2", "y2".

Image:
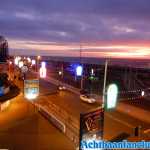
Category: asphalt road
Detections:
[{"x1": 36, "y1": 77, "x2": 150, "y2": 140}]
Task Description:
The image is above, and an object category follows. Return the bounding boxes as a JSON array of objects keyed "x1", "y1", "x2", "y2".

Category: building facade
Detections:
[{"x1": 0, "y1": 36, "x2": 8, "y2": 62}]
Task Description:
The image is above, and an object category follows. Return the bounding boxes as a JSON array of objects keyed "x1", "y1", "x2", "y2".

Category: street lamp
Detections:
[
  {"x1": 9, "y1": 61, "x2": 12, "y2": 65},
  {"x1": 91, "y1": 68, "x2": 94, "y2": 76},
  {"x1": 27, "y1": 57, "x2": 31, "y2": 63},
  {"x1": 37, "y1": 55, "x2": 41, "y2": 60},
  {"x1": 14, "y1": 56, "x2": 21, "y2": 66},
  {"x1": 18, "y1": 61, "x2": 24, "y2": 68},
  {"x1": 59, "y1": 71, "x2": 62, "y2": 76},
  {"x1": 36, "y1": 56, "x2": 41, "y2": 72},
  {"x1": 31, "y1": 59, "x2": 36, "y2": 65},
  {"x1": 141, "y1": 91, "x2": 145, "y2": 97}
]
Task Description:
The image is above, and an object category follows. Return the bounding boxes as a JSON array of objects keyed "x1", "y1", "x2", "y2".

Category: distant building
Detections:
[{"x1": 0, "y1": 36, "x2": 8, "y2": 62}]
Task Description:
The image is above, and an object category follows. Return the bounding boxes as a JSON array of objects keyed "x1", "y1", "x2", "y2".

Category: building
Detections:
[{"x1": 0, "y1": 36, "x2": 8, "y2": 62}]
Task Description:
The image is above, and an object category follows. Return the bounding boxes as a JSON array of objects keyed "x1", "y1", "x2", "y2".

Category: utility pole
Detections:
[{"x1": 102, "y1": 60, "x2": 108, "y2": 108}]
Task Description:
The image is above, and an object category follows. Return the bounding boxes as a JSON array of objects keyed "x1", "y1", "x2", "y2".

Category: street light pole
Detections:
[
  {"x1": 61, "y1": 62, "x2": 64, "y2": 79},
  {"x1": 102, "y1": 59, "x2": 108, "y2": 108}
]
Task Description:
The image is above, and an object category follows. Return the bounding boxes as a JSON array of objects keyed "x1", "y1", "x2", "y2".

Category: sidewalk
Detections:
[{"x1": 117, "y1": 102, "x2": 150, "y2": 124}]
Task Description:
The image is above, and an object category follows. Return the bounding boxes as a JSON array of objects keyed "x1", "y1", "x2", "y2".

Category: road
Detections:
[{"x1": 34, "y1": 76, "x2": 150, "y2": 140}]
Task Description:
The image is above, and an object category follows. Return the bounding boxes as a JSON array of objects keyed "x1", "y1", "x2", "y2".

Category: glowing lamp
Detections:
[
  {"x1": 91, "y1": 68, "x2": 94, "y2": 75},
  {"x1": 41, "y1": 61, "x2": 46, "y2": 68},
  {"x1": 40, "y1": 62, "x2": 47, "y2": 78},
  {"x1": 31, "y1": 59, "x2": 36, "y2": 65},
  {"x1": 9, "y1": 61, "x2": 12, "y2": 65},
  {"x1": 106, "y1": 84, "x2": 118, "y2": 110},
  {"x1": 59, "y1": 71, "x2": 62, "y2": 75},
  {"x1": 141, "y1": 91, "x2": 145, "y2": 97},
  {"x1": 37, "y1": 55, "x2": 41, "y2": 60},
  {"x1": 14, "y1": 56, "x2": 21, "y2": 65},
  {"x1": 27, "y1": 57, "x2": 31, "y2": 63},
  {"x1": 76, "y1": 65, "x2": 83, "y2": 76},
  {"x1": 18, "y1": 61, "x2": 24, "y2": 68}
]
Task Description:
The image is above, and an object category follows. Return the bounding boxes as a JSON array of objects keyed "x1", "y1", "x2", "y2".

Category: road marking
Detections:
[{"x1": 106, "y1": 113, "x2": 134, "y2": 128}]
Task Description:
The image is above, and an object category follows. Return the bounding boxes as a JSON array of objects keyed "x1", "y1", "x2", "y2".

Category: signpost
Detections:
[
  {"x1": 79, "y1": 108, "x2": 104, "y2": 150},
  {"x1": 24, "y1": 79, "x2": 39, "y2": 100}
]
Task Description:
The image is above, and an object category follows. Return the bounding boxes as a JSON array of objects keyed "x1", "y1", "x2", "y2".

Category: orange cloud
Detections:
[{"x1": 9, "y1": 39, "x2": 150, "y2": 59}]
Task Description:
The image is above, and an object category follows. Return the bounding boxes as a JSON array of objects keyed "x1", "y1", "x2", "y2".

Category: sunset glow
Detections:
[{"x1": 1, "y1": 0, "x2": 150, "y2": 59}]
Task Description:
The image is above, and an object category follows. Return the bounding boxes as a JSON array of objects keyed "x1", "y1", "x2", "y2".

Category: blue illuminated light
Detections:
[{"x1": 76, "y1": 65, "x2": 83, "y2": 76}]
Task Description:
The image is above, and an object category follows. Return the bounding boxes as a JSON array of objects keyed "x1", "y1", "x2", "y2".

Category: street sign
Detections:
[
  {"x1": 79, "y1": 108, "x2": 104, "y2": 150},
  {"x1": 24, "y1": 79, "x2": 39, "y2": 100},
  {"x1": 106, "y1": 83, "x2": 118, "y2": 110}
]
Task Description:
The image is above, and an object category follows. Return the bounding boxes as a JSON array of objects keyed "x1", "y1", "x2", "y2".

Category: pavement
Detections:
[{"x1": 0, "y1": 93, "x2": 75, "y2": 150}]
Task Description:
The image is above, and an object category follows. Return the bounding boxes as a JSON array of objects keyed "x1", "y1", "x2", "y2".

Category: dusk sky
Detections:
[{"x1": 1, "y1": 0, "x2": 150, "y2": 58}]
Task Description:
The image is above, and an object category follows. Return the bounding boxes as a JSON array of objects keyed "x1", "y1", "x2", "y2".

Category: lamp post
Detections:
[
  {"x1": 59, "y1": 62, "x2": 64, "y2": 79},
  {"x1": 36, "y1": 55, "x2": 41, "y2": 72},
  {"x1": 80, "y1": 44, "x2": 84, "y2": 90}
]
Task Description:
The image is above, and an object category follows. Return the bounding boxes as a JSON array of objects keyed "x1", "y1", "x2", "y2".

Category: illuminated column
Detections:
[
  {"x1": 106, "y1": 84, "x2": 118, "y2": 110},
  {"x1": 40, "y1": 61, "x2": 47, "y2": 78},
  {"x1": 76, "y1": 65, "x2": 83, "y2": 89}
]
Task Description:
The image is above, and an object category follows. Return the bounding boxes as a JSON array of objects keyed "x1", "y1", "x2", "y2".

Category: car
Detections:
[
  {"x1": 80, "y1": 94, "x2": 96, "y2": 103},
  {"x1": 58, "y1": 85, "x2": 66, "y2": 90}
]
